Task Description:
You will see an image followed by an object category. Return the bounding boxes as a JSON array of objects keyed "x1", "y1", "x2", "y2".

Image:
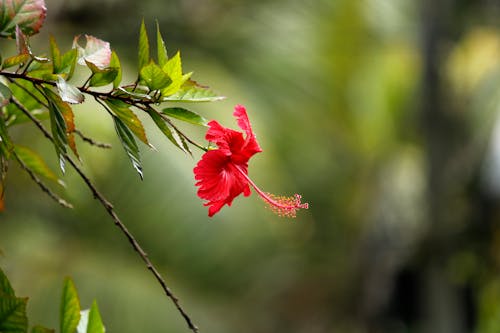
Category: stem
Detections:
[
  {"x1": 10, "y1": 96, "x2": 200, "y2": 333},
  {"x1": 12, "y1": 149, "x2": 73, "y2": 209}
]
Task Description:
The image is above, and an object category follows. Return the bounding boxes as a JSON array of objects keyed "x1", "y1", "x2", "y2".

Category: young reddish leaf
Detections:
[
  {"x1": 156, "y1": 21, "x2": 168, "y2": 67},
  {"x1": 113, "y1": 116, "x2": 143, "y2": 179},
  {"x1": 56, "y1": 77, "x2": 84, "y2": 104},
  {"x1": 139, "y1": 61, "x2": 171, "y2": 91},
  {"x1": 162, "y1": 79, "x2": 225, "y2": 102},
  {"x1": 109, "y1": 51, "x2": 122, "y2": 88},
  {"x1": 161, "y1": 107, "x2": 208, "y2": 126},
  {"x1": 15, "y1": 25, "x2": 29, "y2": 55},
  {"x1": 73, "y1": 35, "x2": 111, "y2": 69},
  {"x1": 14, "y1": 145, "x2": 62, "y2": 185},
  {"x1": 0, "y1": 0, "x2": 47, "y2": 37},
  {"x1": 104, "y1": 99, "x2": 149, "y2": 145},
  {"x1": 138, "y1": 19, "x2": 150, "y2": 71},
  {"x1": 60, "y1": 278, "x2": 81, "y2": 333}
]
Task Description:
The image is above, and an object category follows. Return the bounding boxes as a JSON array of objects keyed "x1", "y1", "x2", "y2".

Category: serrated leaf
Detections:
[
  {"x1": 160, "y1": 51, "x2": 186, "y2": 96},
  {"x1": 139, "y1": 61, "x2": 171, "y2": 91},
  {"x1": 14, "y1": 145, "x2": 62, "y2": 185},
  {"x1": 147, "y1": 108, "x2": 191, "y2": 154},
  {"x1": 0, "y1": 296, "x2": 28, "y2": 333},
  {"x1": 109, "y1": 51, "x2": 122, "y2": 88},
  {"x1": 162, "y1": 79, "x2": 225, "y2": 102},
  {"x1": 113, "y1": 116, "x2": 143, "y2": 179},
  {"x1": 49, "y1": 35, "x2": 61, "y2": 72},
  {"x1": 60, "y1": 278, "x2": 81, "y2": 333},
  {"x1": 138, "y1": 19, "x2": 150, "y2": 71},
  {"x1": 105, "y1": 99, "x2": 148, "y2": 145},
  {"x1": 15, "y1": 26, "x2": 29, "y2": 55},
  {"x1": 86, "y1": 61, "x2": 118, "y2": 87},
  {"x1": 73, "y1": 35, "x2": 111, "y2": 69},
  {"x1": 0, "y1": 268, "x2": 15, "y2": 297},
  {"x1": 161, "y1": 107, "x2": 207, "y2": 126},
  {"x1": 0, "y1": 0, "x2": 46, "y2": 37},
  {"x1": 86, "y1": 301, "x2": 104, "y2": 333},
  {"x1": 2, "y1": 54, "x2": 30, "y2": 69},
  {"x1": 56, "y1": 77, "x2": 84, "y2": 104},
  {"x1": 60, "y1": 49, "x2": 78, "y2": 80},
  {"x1": 44, "y1": 88, "x2": 69, "y2": 172},
  {"x1": 0, "y1": 82, "x2": 12, "y2": 107},
  {"x1": 5, "y1": 79, "x2": 46, "y2": 125},
  {"x1": 156, "y1": 21, "x2": 168, "y2": 67},
  {"x1": 31, "y1": 325, "x2": 55, "y2": 333}
]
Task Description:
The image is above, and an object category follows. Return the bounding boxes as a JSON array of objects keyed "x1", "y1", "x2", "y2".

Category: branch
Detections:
[
  {"x1": 12, "y1": 149, "x2": 73, "y2": 209},
  {"x1": 10, "y1": 96, "x2": 200, "y2": 333},
  {"x1": 74, "y1": 129, "x2": 112, "y2": 149}
]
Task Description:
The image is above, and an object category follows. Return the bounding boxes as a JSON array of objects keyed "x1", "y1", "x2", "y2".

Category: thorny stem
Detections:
[{"x1": 10, "y1": 96, "x2": 200, "y2": 333}]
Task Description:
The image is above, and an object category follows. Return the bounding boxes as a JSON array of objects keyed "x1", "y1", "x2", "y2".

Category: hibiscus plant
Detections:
[{"x1": 0, "y1": 0, "x2": 308, "y2": 332}]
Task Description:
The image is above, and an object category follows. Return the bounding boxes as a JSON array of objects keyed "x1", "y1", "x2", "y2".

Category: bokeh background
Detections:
[{"x1": 2, "y1": 0, "x2": 500, "y2": 332}]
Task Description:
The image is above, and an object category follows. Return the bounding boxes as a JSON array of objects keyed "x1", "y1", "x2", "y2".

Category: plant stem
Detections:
[{"x1": 10, "y1": 95, "x2": 200, "y2": 333}]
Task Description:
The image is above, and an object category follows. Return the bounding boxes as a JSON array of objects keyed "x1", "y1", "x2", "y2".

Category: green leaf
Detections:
[
  {"x1": 73, "y1": 35, "x2": 111, "y2": 69},
  {"x1": 60, "y1": 278, "x2": 81, "y2": 333},
  {"x1": 60, "y1": 49, "x2": 78, "y2": 80},
  {"x1": 139, "y1": 61, "x2": 171, "y2": 91},
  {"x1": 56, "y1": 77, "x2": 84, "y2": 104},
  {"x1": 14, "y1": 145, "x2": 62, "y2": 185},
  {"x1": 161, "y1": 107, "x2": 208, "y2": 126},
  {"x1": 0, "y1": 296, "x2": 28, "y2": 333},
  {"x1": 86, "y1": 301, "x2": 104, "y2": 333},
  {"x1": 160, "y1": 51, "x2": 187, "y2": 96},
  {"x1": 2, "y1": 54, "x2": 30, "y2": 69},
  {"x1": 0, "y1": 0, "x2": 46, "y2": 37},
  {"x1": 138, "y1": 19, "x2": 150, "y2": 71},
  {"x1": 86, "y1": 61, "x2": 118, "y2": 87},
  {"x1": 109, "y1": 51, "x2": 122, "y2": 88},
  {"x1": 50, "y1": 35, "x2": 61, "y2": 73},
  {"x1": 5, "y1": 79, "x2": 46, "y2": 126},
  {"x1": 31, "y1": 325, "x2": 55, "y2": 333},
  {"x1": 0, "y1": 268, "x2": 15, "y2": 297},
  {"x1": 156, "y1": 21, "x2": 168, "y2": 67},
  {"x1": 44, "y1": 88, "x2": 69, "y2": 173},
  {"x1": 147, "y1": 108, "x2": 191, "y2": 154},
  {"x1": 113, "y1": 116, "x2": 143, "y2": 179},
  {"x1": 0, "y1": 82, "x2": 12, "y2": 108},
  {"x1": 162, "y1": 80, "x2": 225, "y2": 102},
  {"x1": 104, "y1": 99, "x2": 149, "y2": 145}
]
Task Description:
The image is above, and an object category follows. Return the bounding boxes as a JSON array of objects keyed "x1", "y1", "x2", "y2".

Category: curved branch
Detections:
[{"x1": 10, "y1": 96, "x2": 200, "y2": 333}]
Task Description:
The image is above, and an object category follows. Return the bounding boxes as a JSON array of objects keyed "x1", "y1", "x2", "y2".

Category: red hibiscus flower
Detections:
[{"x1": 194, "y1": 105, "x2": 309, "y2": 217}]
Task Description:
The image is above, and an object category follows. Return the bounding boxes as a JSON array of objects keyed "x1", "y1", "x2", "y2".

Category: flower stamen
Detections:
[{"x1": 235, "y1": 165, "x2": 308, "y2": 217}]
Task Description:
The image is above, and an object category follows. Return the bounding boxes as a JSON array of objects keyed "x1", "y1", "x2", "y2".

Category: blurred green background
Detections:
[{"x1": 3, "y1": 0, "x2": 500, "y2": 332}]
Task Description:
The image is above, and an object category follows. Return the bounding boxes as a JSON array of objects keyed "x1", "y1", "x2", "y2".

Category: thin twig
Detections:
[
  {"x1": 10, "y1": 96, "x2": 200, "y2": 333},
  {"x1": 12, "y1": 150, "x2": 73, "y2": 209},
  {"x1": 74, "y1": 129, "x2": 112, "y2": 149}
]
